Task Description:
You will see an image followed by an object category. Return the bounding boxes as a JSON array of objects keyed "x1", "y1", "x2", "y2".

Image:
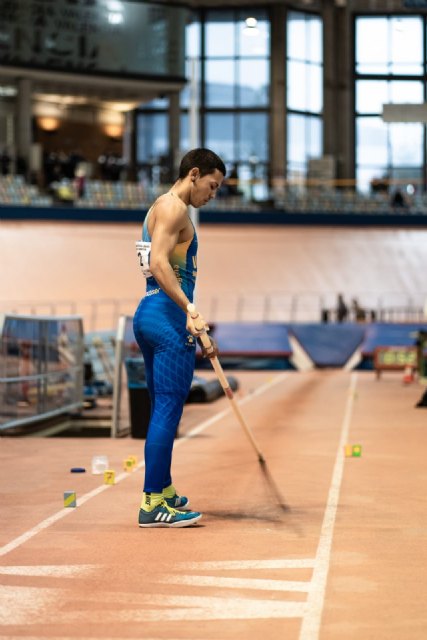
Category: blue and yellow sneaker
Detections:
[
  {"x1": 138, "y1": 499, "x2": 201, "y2": 528},
  {"x1": 164, "y1": 493, "x2": 190, "y2": 509}
]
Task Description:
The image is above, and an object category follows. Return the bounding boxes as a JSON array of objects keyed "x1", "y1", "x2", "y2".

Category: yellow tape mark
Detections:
[{"x1": 64, "y1": 493, "x2": 76, "y2": 508}]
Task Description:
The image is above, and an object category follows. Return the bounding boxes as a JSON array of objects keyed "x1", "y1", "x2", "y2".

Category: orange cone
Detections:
[{"x1": 403, "y1": 365, "x2": 414, "y2": 384}]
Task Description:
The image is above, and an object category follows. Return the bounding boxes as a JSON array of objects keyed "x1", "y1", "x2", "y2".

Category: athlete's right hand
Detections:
[{"x1": 197, "y1": 335, "x2": 218, "y2": 359}]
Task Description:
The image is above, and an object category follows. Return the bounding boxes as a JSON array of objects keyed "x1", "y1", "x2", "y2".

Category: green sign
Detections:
[{"x1": 374, "y1": 346, "x2": 417, "y2": 369}]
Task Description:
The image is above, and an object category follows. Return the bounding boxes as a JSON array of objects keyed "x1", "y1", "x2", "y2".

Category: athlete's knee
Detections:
[{"x1": 147, "y1": 392, "x2": 184, "y2": 437}]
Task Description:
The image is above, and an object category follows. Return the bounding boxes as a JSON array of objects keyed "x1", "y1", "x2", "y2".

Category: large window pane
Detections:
[
  {"x1": 238, "y1": 113, "x2": 268, "y2": 162},
  {"x1": 357, "y1": 117, "x2": 388, "y2": 166},
  {"x1": 238, "y1": 59, "x2": 269, "y2": 107},
  {"x1": 287, "y1": 13, "x2": 306, "y2": 60},
  {"x1": 389, "y1": 81, "x2": 423, "y2": 103},
  {"x1": 307, "y1": 17, "x2": 322, "y2": 64},
  {"x1": 180, "y1": 113, "x2": 189, "y2": 152},
  {"x1": 205, "y1": 113, "x2": 236, "y2": 162},
  {"x1": 390, "y1": 17, "x2": 423, "y2": 75},
  {"x1": 288, "y1": 60, "x2": 322, "y2": 113},
  {"x1": 206, "y1": 13, "x2": 235, "y2": 57},
  {"x1": 356, "y1": 18, "x2": 388, "y2": 74},
  {"x1": 205, "y1": 59, "x2": 235, "y2": 107},
  {"x1": 390, "y1": 123, "x2": 423, "y2": 166},
  {"x1": 288, "y1": 114, "x2": 306, "y2": 165},
  {"x1": 356, "y1": 80, "x2": 423, "y2": 114},
  {"x1": 181, "y1": 58, "x2": 201, "y2": 108},
  {"x1": 186, "y1": 19, "x2": 200, "y2": 58},
  {"x1": 288, "y1": 114, "x2": 322, "y2": 167},
  {"x1": 356, "y1": 81, "x2": 388, "y2": 114},
  {"x1": 137, "y1": 113, "x2": 168, "y2": 162},
  {"x1": 356, "y1": 17, "x2": 423, "y2": 75},
  {"x1": 287, "y1": 12, "x2": 322, "y2": 63},
  {"x1": 308, "y1": 116, "x2": 322, "y2": 159}
]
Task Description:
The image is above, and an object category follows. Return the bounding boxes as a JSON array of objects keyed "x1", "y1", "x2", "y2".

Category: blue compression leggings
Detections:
[{"x1": 133, "y1": 295, "x2": 196, "y2": 493}]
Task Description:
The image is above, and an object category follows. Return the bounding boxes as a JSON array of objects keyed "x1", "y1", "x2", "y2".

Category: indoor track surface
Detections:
[{"x1": 1, "y1": 369, "x2": 426, "y2": 639}]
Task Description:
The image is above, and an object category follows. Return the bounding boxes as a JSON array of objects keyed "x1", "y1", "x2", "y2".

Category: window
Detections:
[
  {"x1": 355, "y1": 15, "x2": 425, "y2": 192},
  {"x1": 356, "y1": 17, "x2": 423, "y2": 76},
  {"x1": 136, "y1": 113, "x2": 168, "y2": 163},
  {"x1": 205, "y1": 113, "x2": 236, "y2": 162},
  {"x1": 286, "y1": 11, "x2": 323, "y2": 178},
  {"x1": 204, "y1": 11, "x2": 270, "y2": 111},
  {"x1": 181, "y1": 9, "x2": 271, "y2": 199},
  {"x1": 136, "y1": 10, "x2": 273, "y2": 199}
]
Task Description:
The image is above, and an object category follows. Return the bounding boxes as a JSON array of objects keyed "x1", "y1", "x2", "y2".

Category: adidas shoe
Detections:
[
  {"x1": 138, "y1": 499, "x2": 201, "y2": 528},
  {"x1": 164, "y1": 493, "x2": 190, "y2": 509}
]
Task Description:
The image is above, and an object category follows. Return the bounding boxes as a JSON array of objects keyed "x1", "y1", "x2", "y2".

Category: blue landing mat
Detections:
[
  {"x1": 289, "y1": 324, "x2": 365, "y2": 367},
  {"x1": 360, "y1": 323, "x2": 427, "y2": 356},
  {"x1": 196, "y1": 322, "x2": 293, "y2": 370},
  {"x1": 211, "y1": 323, "x2": 292, "y2": 356}
]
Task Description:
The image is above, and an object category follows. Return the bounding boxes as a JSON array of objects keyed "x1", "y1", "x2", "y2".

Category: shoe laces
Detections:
[{"x1": 159, "y1": 498, "x2": 178, "y2": 516}]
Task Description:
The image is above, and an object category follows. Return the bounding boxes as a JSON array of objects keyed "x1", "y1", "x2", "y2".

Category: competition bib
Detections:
[{"x1": 135, "y1": 240, "x2": 152, "y2": 278}]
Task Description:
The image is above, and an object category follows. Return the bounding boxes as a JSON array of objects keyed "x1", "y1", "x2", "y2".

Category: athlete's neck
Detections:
[{"x1": 169, "y1": 179, "x2": 190, "y2": 206}]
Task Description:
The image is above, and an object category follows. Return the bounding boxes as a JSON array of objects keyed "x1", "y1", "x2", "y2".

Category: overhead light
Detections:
[
  {"x1": 107, "y1": 0, "x2": 123, "y2": 25},
  {"x1": 102, "y1": 101, "x2": 139, "y2": 112},
  {"x1": 104, "y1": 123, "x2": 123, "y2": 138},
  {"x1": 108, "y1": 12, "x2": 123, "y2": 25},
  {"x1": 38, "y1": 117, "x2": 60, "y2": 132},
  {"x1": 243, "y1": 17, "x2": 259, "y2": 37}
]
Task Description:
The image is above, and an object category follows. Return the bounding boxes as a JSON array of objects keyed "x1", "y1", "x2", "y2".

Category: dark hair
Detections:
[{"x1": 178, "y1": 148, "x2": 226, "y2": 180}]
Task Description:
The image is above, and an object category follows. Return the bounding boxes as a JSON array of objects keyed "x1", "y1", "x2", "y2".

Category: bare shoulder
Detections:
[{"x1": 152, "y1": 194, "x2": 187, "y2": 229}]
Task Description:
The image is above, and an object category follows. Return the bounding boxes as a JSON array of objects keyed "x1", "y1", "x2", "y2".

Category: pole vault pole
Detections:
[
  {"x1": 187, "y1": 304, "x2": 265, "y2": 462},
  {"x1": 187, "y1": 303, "x2": 289, "y2": 511}
]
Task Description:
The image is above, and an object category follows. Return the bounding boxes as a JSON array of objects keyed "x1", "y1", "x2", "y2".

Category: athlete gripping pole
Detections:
[{"x1": 133, "y1": 149, "x2": 225, "y2": 528}]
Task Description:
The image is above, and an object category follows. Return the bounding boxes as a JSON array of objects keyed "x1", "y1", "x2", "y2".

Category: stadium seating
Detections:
[
  {"x1": 0, "y1": 176, "x2": 52, "y2": 207},
  {"x1": 76, "y1": 180, "x2": 149, "y2": 209}
]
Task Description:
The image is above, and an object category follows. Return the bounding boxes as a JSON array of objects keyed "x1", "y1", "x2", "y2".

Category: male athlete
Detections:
[{"x1": 133, "y1": 148, "x2": 225, "y2": 528}]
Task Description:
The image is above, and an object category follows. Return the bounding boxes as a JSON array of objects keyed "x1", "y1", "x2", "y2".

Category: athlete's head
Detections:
[{"x1": 178, "y1": 148, "x2": 226, "y2": 208}]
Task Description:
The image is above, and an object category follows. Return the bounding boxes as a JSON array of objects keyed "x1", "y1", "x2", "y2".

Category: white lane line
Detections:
[
  {"x1": 0, "y1": 585, "x2": 57, "y2": 625},
  {"x1": 73, "y1": 595, "x2": 307, "y2": 622},
  {"x1": 180, "y1": 372, "x2": 289, "y2": 441},
  {"x1": 161, "y1": 574, "x2": 311, "y2": 593},
  {"x1": 179, "y1": 559, "x2": 315, "y2": 570},
  {"x1": 0, "y1": 372, "x2": 288, "y2": 558},
  {"x1": 0, "y1": 586, "x2": 306, "y2": 623},
  {"x1": 0, "y1": 564, "x2": 97, "y2": 577},
  {"x1": 299, "y1": 372, "x2": 358, "y2": 640}
]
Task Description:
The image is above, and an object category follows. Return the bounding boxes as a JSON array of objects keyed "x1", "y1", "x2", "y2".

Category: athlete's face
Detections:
[{"x1": 189, "y1": 169, "x2": 224, "y2": 208}]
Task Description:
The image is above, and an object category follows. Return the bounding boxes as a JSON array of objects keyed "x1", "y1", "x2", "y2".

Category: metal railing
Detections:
[{"x1": 1, "y1": 293, "x2": 425, "y2": 330}]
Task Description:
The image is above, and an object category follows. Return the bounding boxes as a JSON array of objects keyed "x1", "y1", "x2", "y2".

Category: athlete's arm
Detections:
[{"x1": 149, "y1": 199, "x2": 207, "y2": 336}]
